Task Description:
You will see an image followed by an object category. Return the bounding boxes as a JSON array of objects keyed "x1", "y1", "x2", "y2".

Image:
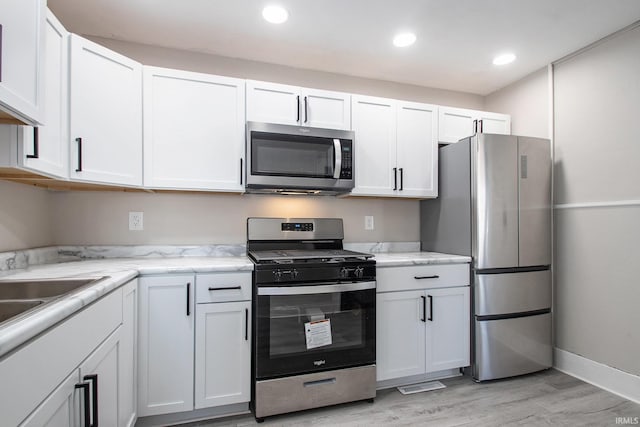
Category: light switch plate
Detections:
[{"x1": 365, "y1": 215, "x2": 374, "y2": 230}]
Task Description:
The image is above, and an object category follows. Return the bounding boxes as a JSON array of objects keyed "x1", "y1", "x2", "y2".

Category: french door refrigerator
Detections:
[{"x1": 421, "y1": 133, "x2": 552, "y2": 381}]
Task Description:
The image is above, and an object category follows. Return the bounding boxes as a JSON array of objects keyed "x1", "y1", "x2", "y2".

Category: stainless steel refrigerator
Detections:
[{"x1": 421, "y1": 133, "x2": 552, "y2": 381}]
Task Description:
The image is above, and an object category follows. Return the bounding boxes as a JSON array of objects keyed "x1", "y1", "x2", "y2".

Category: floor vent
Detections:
[{"x1": 397, "y1": 380, "x2": 446, "y2": 395}]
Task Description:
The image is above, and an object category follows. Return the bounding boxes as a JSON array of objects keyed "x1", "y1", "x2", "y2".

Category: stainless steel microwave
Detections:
[{"x1": 245, "y1": 122, "x2": 355, "y2": 195}]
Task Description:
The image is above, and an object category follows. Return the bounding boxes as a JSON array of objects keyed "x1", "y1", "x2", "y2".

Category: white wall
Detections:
[
  {"x1": 484, "y1": 67, "x2": 549, "y2": 138},
  {"x1": 552, "y1": 25, "x2": 640, "y2": 376},
  {"x1": 0, "y1": 180, "x2": 53, "y2": 251},
  {"x1": 88, "y1": 36, "x2": 485, "y2": 110},
  {"x1": 49, "y1": 191, "x2": 419, "y2": 245}
]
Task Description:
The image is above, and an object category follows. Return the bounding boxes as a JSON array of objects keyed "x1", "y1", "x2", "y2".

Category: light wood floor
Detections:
[{"x1": 187, "y1": 369, "x2": 640, "y2": 426}]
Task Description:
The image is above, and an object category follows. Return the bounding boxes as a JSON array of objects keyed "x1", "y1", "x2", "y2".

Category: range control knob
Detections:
[
  {"x1": 292, "y1": 269, "x2": 299, "y2": 279},
  {"x1": 340, "y1": 267, "x2": 349, "y2": 278},
  {"x1": 354, "y1": 266, "x2": 364, "y2": 278},
  {"x1": 273, "y1": 270, "x2": 282, "y2": 282}
]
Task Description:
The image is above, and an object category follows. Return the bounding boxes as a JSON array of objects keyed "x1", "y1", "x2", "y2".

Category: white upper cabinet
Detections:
[
  {"x1": 246, "y1": 80, "x2": 350, "y2": 130},
  {"x1": 351, "y1": 95, "x2": 397, "y2": 196},
  {"x1": 352, "y1": 95, "x2": 438, "y2": 198},
  {"x1": 69, "y1": 35, "x2": 142, "y2": 186},
  {"x1": 396, "y1": 101, "x2": 438, "y2": 198},
  {"x1": 143, "y1": 66, "x2": 245, "y2": 191},
  {"x1": 20, "y1": 10, "x2": 69, "y2": 178},
  {"x1": 0, "y1": 0, "x2": 45, "y2": 125},
  {"x1": 438, "y1": 106, "x2": 511, "y2": 143}
]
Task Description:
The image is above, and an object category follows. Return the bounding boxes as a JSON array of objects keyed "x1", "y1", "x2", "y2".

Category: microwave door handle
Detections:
[{"x1": 333, "y1": 138, "x2": 342, "y2": 179}]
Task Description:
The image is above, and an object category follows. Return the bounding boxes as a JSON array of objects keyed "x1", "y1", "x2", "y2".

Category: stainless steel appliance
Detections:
[
  {"x1": 247, "y1": 218, "x2": 376, "y2": 422},
  {"x1": 420, "y1": 134, "x2": 552, "y2": 381},
  {"x1": 245, "y1": 122, "x2": 355, "y2": 195}
]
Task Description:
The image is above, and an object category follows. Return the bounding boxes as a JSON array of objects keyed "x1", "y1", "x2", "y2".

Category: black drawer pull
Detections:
[
  {"x1": 208, "y1": 286, "x2": 242, "y2": 291},
  {"x1": 414, "y1": 275, "x2": 440, "y2": 280},
  {"x1": 420, "y1": 295, "x2": 426, "y2": 322},
  {"x1": 75, "y1": 382, "x2": 90, "y2": 427},
  {"x1": 245, "y1": 308, "x2": 249, "y2": 341},
  {"x1": 186, "y1": 282, "x2": 191, "y2": 316},
  {"x1": 83, "y1": 374, "x2": 98, "y2": 427},
  {"x1": 428, "y1": 295, "x2": 433, "y2": 321}
]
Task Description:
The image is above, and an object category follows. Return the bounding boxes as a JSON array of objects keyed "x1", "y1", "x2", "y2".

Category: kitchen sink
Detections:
[
  {"x1": 0, "y1": 300, "x2": 44, "y2": 323},
  {"x1": 0, "y1": 277, "x2": 108, "y2": 326}
]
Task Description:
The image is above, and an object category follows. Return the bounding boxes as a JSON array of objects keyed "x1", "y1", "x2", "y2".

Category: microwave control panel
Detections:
[{"x1": 340, "y1": 141, "x2": 353, "y2": 179}]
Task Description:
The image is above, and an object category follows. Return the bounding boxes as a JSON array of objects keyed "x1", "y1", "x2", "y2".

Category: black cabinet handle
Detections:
[
  {"x1": 420, "y1": 295, "x2": 426, "y2": 322},
  {"x1": 245, "y1": 308, "x2": 249, "y2": 341},
  {"x1": 399, "y1": 168, "x2": 404, "y2": 190},
  {"x1": 75, "y1": 138, "x2": 83, "y2": 172},
  {"x1": 304, "y1": 96, "x2": 308, "y2": 123},
  {"x1": 186, "y1": 282, "x2": 191, "y2": 316},
  {"x1": 208, "y1": 286, "x2": 241, "y2": 291},
  {"x1": 240, "y1": 158, "x2": 243, "y2": 185},
  {"x1": 414, "y1": 275, "x2": 439, "y2": 280},
  {"x1": 393, "y1": 167, "x2": 397, "y2": 190},
  {"x1": 479, "y1": 119, "x2": 484, "y2": 133},
  {"x1": 428, "y1": 295, "x2": 433, "y2": 321},
  {"x1": 75, "y1": 382, "x2": 91, "y2": 427},
  {"x1": 296, "y1": 95, "x2": 300, "y2": 122},
  {"x1": 26, "y1": 127, "x2": 39, "y2": 159},
  {"x1": 473, "y1": 119, "x2": 478, "y2": 134},
  {"x1": 83, "y1": 374, "x2": 98, "y2": 427},
  {"x1": 0, "y1": 24, "x2": 3, "y2": 82}
]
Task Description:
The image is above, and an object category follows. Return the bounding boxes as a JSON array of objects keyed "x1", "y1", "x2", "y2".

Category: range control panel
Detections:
[{"x1": 281, "y1": 222, "x2": 314, "y2": 232}]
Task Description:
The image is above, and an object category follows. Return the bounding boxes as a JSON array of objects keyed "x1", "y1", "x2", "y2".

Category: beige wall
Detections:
[
  {"x1": 484, "y1": 67, "x2": 549, "y2": 138},
  {"x1": 88, "y1": 36, "x2": 485, "y2": 110},
  {"x1": 0, "y1": 181, "x2": 53, "y2": 251},
  {"x1": 49, "y1": 191, "x2": 419, "y2": 245},
  {"x1": 553, "y1": 25, "x2": 640, "y2": 376}
]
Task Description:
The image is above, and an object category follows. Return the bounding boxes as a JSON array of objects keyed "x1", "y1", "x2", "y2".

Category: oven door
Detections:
[{"x1": 255, "y1": 281, "x2": 375, "y2": 380}]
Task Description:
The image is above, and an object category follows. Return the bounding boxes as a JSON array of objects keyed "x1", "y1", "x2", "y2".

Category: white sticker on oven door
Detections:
[{"x1": 305, "y1": 319, "x2": 332, "y2": 350}]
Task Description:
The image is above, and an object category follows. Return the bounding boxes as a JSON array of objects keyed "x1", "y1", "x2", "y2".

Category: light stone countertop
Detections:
[
  {"x1": 0, "y1": 256, "x2": 253, "y2": 358},
  {"x1": 0, "y1": 251, "x2": 468, "y2": 358},
  {"x1": 373, "y1": 251, "x2": 471, "y2": 267}
]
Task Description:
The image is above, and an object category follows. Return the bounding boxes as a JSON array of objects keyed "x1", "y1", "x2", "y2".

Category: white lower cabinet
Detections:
[
  {"x1": 138, "y1": 275, "x2": 195, "y2": 417},
  {"x1": 1, "y1": 280, "x2": 137, "y2": 427},
  {"x1": 376, "y1": 264, "x2": 470, "y2": 383},
  {"x1": 195, "y1": 300, "x2": 251, "y2": 409}
]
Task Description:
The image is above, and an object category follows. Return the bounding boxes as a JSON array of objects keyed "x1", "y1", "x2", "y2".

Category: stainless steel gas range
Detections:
[{"x1": 247, "y1": 218, "x2": 376, "y2": 422}]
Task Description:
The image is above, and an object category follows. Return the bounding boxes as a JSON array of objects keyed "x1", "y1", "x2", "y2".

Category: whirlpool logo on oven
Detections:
[{"x1": 313, "y1": 360, "x2": 326, "y2": 366}]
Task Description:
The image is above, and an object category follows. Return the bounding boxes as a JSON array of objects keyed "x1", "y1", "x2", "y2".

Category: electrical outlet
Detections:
[
  {"x1": 129, "y1": 212, "x2": 143, "y2": 231},
  {"x1": 365, "y1": 215, "x2": 374, "y2": 231}
]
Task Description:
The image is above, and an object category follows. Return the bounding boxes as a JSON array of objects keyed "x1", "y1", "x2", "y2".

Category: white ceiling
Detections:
[{"x1": 48, "y1": 0, "x2": 640, "y2": 95}]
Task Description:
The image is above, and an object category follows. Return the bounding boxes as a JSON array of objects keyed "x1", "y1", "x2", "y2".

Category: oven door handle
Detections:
[
  {"x1": 258, "y1": 281, "x2": 375, "y2": 296},
  {"x1": 332, "y1": 138, "x2": 342, "y2": 179}
]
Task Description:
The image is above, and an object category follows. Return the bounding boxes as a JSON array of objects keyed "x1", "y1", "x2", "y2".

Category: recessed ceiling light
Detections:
[
  {"x1": 493, "y1": 53, "x2": 516, "y2": 65},
  {"x1": 262, "y1": 5, "x2": 288, "y2": 24},
  {"x1": 393, "y1": 32, "x2": 416, "y2": 48}
]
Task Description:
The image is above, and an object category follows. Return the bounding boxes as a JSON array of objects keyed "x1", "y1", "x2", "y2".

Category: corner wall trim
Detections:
[
  {"x1": 554, "y1": 200, "x2": 640, "y2": 210},
  {"x1": 554, "y1": 348, "x2": 640, "y2": 405}
]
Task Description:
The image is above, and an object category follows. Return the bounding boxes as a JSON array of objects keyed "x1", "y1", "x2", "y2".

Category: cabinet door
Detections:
[
  {"x1": 138, "y1": 275, "x2": 195, "y2": 416},
  {"x1": 301, "y1": 88, "x2": 351, "y2": 130},
  {"x1": 351, "y1": 95, "x2": 397, "y2": 196},
  {"x1": 119, "y1": 279, "x2": 137, "y2": 427},
  {"x1": 195, "y1": 301, "x2": 251, "y2": 409},
  {"x1": 69, "y1": 35, "x2": 142, "y2": 186},
  {"x1": 20, "y1": 10, "x2": 68, "y2": 178},
  {"x1": 438, "y1": 106, "x2": 475, "y2": 144},
  {"x1": 0, "y1": 0, "x2": 45, "y2": 125},
  {"x1": 376, "y1": 290, "x2": 426, "y2": 381},
  {"x1": 20, "y1": 370, "x2": 79, "y2": 427},
  {"x1": 396, "y1": 101, "x2": 438, "y2": 198},
  {"x1": 477, "y1": 111, "x2": 511, "y2": 135},
  {"x1": 425, "y1": 286, "x2": 470, "y2": 372},
  {"x1": 246, "y1": 80, "x2": 300, "y2": 126},
  {"x1": 79, "y1": 329, "x2": 121, "y2": 427},
  {"x1": 143, "y1": 67, "x2": 245, "y2": 191}
]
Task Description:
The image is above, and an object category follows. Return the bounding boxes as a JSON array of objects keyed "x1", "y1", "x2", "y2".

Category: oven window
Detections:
[
  {"x1": 251, "y1": 132, "x2": 334, "y2": 178},
  {"x1": 267, "y1": 292, "x2": 366, "y2": 357}
]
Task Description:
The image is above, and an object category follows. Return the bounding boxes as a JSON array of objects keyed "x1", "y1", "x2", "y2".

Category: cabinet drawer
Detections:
[
  {"x1": 0, "y1": 288, "x2": 122, "y2": 427},
  {"x1": 376, "y1": 264, "x2": 469, "y2": 292},
  {"x1": 196, "y1": 272, "x2": 251, "y2": 303}
]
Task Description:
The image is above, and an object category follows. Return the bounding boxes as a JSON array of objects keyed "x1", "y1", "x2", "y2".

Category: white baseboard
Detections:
[{"x1": 554, "y1": 348, "x2": 640, "y2": 404}]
